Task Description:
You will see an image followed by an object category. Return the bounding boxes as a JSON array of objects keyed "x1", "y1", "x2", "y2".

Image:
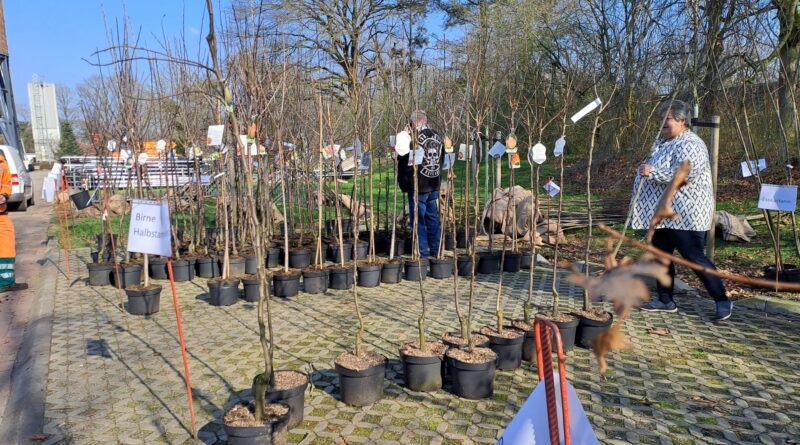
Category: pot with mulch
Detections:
[
  {"x1": 480, "y1": 326, "x2": 525, "y2": 370},
  {"x1": 404, "y1": 258, "x2": 429, "y2": 281},
  {"x1": 334, "y1": 351, "x2": 387, "y2": 406},
  {"x1": 445, "y1": 347, "x2": 497, "y2": 400},
  {"x1": 272, "y1": 269, "x2": 301, "y2": 298},
  {"x1": 328, "y1": 264, "x2": 354, "y2": 290},
  {"x1": 444, "y1": 234, "x2": 455, "y2": 251},
  {"x1": 196, "y1": 256, "x2": 220, "y2": 278},
  {"x1": 265, "y1": 247, "x2": 280, "y2": 268},
  {"x1": 440, "y1": 332, "x2": 490, "y2": 382},
  {"x1": 537, "y1": 312, "x2": 580, "y2": 352},
  {"x1": 283, "y1": 248, "x2": 311, "y2": 269},
  {"x1": 574, "y1": 309, "x2": 614, "y2": 349},
  {"x1": 112, "y1": 263, "x2": 143, "y2": 289},
  {"x1": 223, "y1": 401, "x2": 290, "y2": 445},
  {"x1": 429, "y1": 257, "x2": 454, "y2": 279},
  {"x1": 227, "y1": 256, "x2": 247, "y2": 277},
  {"x1": 148, "y1": 257, "x2": 168, "y2": 280},
  {"x1": 354, "y1": 242, "x2": 369, "y2": 260},
  {"x1": 456, "y1": 256, "x2": 474, "y2": 277},
  {"x1": 170, "y1": 259, "x2": 192, "y2": 282},
  {"x1": 87, "y1": 262, "x2": 114, "y2": 286},
  {"x1": 477, "y1": 252, "x2": 501, "y2": 274},
  {"x1": 357, "y1": 262, "x2": 382, "y2": 287},
  {"x1": 265, "y1": 370, "x2": 309, "y2": 430},
  {"x1": 380, "y1": 259, "x2": 403, "y2": 284},
  {"x1": 125, "y1": 284, "x2": 162, "y2": 315},
  {"x1": 520, "y1": 250, "x2": 534, "y2": 269},
  {"x1": 244, "y1": 253, "x2": 259, "y2": 275},
  {"x1": 502, "y1": 252, "x2": 522, "y2": 273},
  {"x1": 302, "y1": 268, "x2": 328, "y2": 294},
  {"x1": 511, "y1": 320, "x2": 536, "y2": 362},
  {"x1": 241, "y1": 275, "x2": 266, "y2": 302},
  {"x1": 763, "y1": 264, "x2": 800, "y2": 283},
  {"x1": 400, "y1": 341, "x2": 448, "y2": 392},
  {"x1": 328, "y1": 242, "x2": 353, "y2": 264},
  {"x1": 208, "y1": 278, "x2": 240, "y2": 306}
]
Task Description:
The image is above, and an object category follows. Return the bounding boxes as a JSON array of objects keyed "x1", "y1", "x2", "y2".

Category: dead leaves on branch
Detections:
[{"x1": 646, "y1": 160, "x2": 691, "y2": 243}]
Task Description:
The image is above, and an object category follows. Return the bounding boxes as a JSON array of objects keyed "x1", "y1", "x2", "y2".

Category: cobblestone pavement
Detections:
[{"x1": 42, "y1": 249, "x2": 799, "y2": 445}]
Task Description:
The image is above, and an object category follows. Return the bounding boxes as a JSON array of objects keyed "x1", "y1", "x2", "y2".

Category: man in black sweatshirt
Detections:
[{"x1": 397, "y1": 110, "x2": 444, "y2": 258}]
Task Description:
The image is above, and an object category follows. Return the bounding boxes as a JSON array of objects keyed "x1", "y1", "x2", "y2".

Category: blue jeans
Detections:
[
  {"x1": 408, "y1": 191, "x2": 440, "y2": 258},
  {"x1": 651, "y1": 229, "x2": 728, "y2": 303}
]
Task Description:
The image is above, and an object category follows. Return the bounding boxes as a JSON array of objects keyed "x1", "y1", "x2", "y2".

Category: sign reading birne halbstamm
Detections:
[
  {"x1": 126, "y1": 199, "x2": 172, "y2": 257},
  {"x1": 758, "y1": 184, "x2": 797, "y2": 212}
]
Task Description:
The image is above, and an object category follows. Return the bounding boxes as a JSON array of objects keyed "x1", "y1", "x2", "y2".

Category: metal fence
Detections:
[{"x1": 62, "y1": 156, "x2": 207, "y2": 189}]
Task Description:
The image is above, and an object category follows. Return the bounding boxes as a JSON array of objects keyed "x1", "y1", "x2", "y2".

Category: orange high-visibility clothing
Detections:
[{"x1": 0, "y1": 153, "x2": 15, "y2": 259}]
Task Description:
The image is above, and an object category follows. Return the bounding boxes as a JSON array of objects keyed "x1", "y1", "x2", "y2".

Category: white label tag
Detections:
[
  {"x1": 570, "y1": 97, "x2": 602, "y2": 123},
  {"x1": 741, "y1": 159, "x2": 766, "y2": 177},
  {"x1": 758, "y1": 184, "x2": 797, "y2": 211},
  {"x1": 206, "y1": 125, "x2": 224, "y2": 146},
  {"x1": 543, "y1": 180, "x2": 561, "y2": 197},
  {"x1": 553, "y1": 136, "x2": 566, "y2": 157},
  {"x1": 395, "y1": 131, "x2": 412, "y2": 156},
  {"x1": 458, "y1": 143, "x2": 473, "y2": 160},
  {"x1": 127, "y1": 199, "x2": 172, "y2": 256},
  {"x1": 529, "y1": 143, "x2": 547, "y2": 165}
]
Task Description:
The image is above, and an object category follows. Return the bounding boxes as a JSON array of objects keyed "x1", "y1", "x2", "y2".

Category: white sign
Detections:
[
  {"x1": 544, "y1": 180, "x2": 561, "y2": 197},
  {"x1": 529, "y1": 143, "x2": 547, "y2": 166},
  {"x1": 408, "y1": 148, "x2": 424, "y2": 166},
  {"x1": 758, "y1": 184, "x2": 797, "y2": 211},
  {"x1": 206, "y1": 125, "x2": 225, "y2": 146},
  {"x1": 458, "y1": 143, "x2": 473, "y2": 161},
  {"x1": 127, "y1": 199, "x2": 172, "y2": 257},
  {"x1": 107, "y1": 140, "x2": 117, "y2": 152},
  {"x1": 570, "y1": 97, "x2": 602, "y2": 123},
  {"x1": 489, "y1": 141, "x2": 506, "y2": 159},
  {"x1": 496, "y1": 373, "x2": 598, "y2": 445},
  {"x1": 443, "y1": 153, "x2": 456, "y2": 170},
  {"x1": 137, "y1": 153, "x2": 148, "y2": 165},
  {"x1": 553, "y1": 135, "x2": 566, "y2": 157},
  {"x1": 395, "y1": 131, "x2": 412, "y2": 156},
  {"x1": 156, "y1": 139, "x2": 167, "y2": 152},
  {"x1": 741, "y1": 158, "x2": 766, "y2": 177}
]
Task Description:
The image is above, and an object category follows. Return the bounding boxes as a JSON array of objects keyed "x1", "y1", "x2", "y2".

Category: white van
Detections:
[{"x1": 0, "y1": 145, "x2": 34, "y2": 211}]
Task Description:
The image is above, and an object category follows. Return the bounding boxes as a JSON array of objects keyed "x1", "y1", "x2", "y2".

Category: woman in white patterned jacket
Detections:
[{"x1": 632, "y1": 99, "x2": 732, "y2": 322}]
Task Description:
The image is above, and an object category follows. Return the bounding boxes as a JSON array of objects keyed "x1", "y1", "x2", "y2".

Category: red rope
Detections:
[
  {"x1": 534, "y1": 318, "x2": 572, "y2": 445},
  {"x1": 166, "y1": 258, "x2": 197, "y2": 439}
]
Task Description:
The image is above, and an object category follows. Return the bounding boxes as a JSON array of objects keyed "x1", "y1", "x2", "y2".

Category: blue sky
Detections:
[{"x1": 6, "y1": 1, "x2": 449, "y2": 114}]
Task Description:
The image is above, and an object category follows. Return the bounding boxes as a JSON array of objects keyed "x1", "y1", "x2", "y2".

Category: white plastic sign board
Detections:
[
  {"x1": 156, "y1": 139, "x2": 167, "y2": 152},
  {"x1": 408, "y1": 148, "x2": 424, "y2": 166},
  {"x1": 570, "y1": 97, "x2": 602, "y2": 123},
  {"x1": 395, "y1": 131, "x2": 411, "y2": 156},
  {"x1": 127, "y1": 199, "x2": 171, "y2": 257},
  {"x1": 107, "y1": 140, "x2": 117, "y2": 151},
  {"x1": 544, "y1": 180, "x2": 561, "y2": 197},
  {"x1": 489, "y1": 141, "x2": 506, "y2": 159},
  {"x1": 553, "y1": 136, "x2": 566, "y2": 157},
  {"x1": 741, "y1": 159, "x2": 766, "y2": 177},
  {"x1": 529, "y1": 143, "x2": 547, "y2": 166},
  {"x1": 207, "y1": 125, "x2": 224, "y2": 146},
  {"x1": 458, "y1": 143, "x2": 473, "y2": 160},
  {"x1": 496, "y1": 373, "x2": 598, "y2": 445},
  {"x1": 758, "y1": 184, "x2": 797, "y2": 211}
]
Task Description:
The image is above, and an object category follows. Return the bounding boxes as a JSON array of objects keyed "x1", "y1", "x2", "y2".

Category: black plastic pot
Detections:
[
  {"x1": 520, "y1": 250, "x2": 534, "y2": 269},
  {"x1": 186, "y1": 257, "x2": 197, "y2": 280},
  {"x1": 335, "y1": 356, "x2": 386, "y2": 406},
  {"x1": 244, "y1": 254, "x2": 259, "y2": 275},
  {"x1": 550, "y1": 316, "x2": 580, "y2": 352},
  {"x1": 357, "y1": 264, "x2": 382, "y2": 287},
  {"x1": 302, "y1": 269, "x2": 328, "y2": 294},
  {"x1": 380, "y1": 261, "x2": 403, "y2": 284},
  {"x1": 126, "y1": 285, "x2": 162, "y2": 315},
  {"x1": 502, "y1": 252, "x2": 522, "y2": 273},
  {"x1": 328, "y1": 266, "x2": 354, "y2": 290},
  {"x1": 112, "y1": 264, "x2": 143, "y2": 289},
  {"x1": 325, "y1": 219, "x2": 352, "y2": 236},
  {"x1": 763, "y1": 264, "x2": 800, "y2": 282},
  {"x1": 87, "y1": 262, "x2": 113, "y2": 286},
  {"x1": 429, "y1": 257, "x2": 454, "y2": 279},
  {"x1": 286, "y1": 248, "x2": 311, "y2": 269},
  {"x1": 196, "y1": 257, "x2": 219, "y2": 278},
  {"x1": 577, "y1": 312, "x2": 614, "y2": 349},
  {"x1": 400, "y1": 350, "x2": 444, "y2": 392},
  {"x1": 456, "y1": 256, "x2": 474, "y2": 277},
  {"x1": 171, "y1": 259, "x2": 192, "y2": 282},
  {"x1": 209, "y1": 279, "x2": 240, "y2": 306},
  {"x1": 477, "y1": 252, "x2": 501, "y2": 274},
  {"x1": 446, "y1": 349, "x2": 496, "y2": 400},
  {"x1": 444, "y1": 234, "x2": 455, "y2": 251},
  {"x1": 377, "y1": 237, "x2": 405, "y2": 257},
  {"x1": 266, "y1": 248, "x2": 280, "y2": 268},
  {"x1": 70, "y1": 190, "x2": 91, "y2": 209},
  {"x1": 328, "y1": 243, "x2": 353, "y2": 264},
  {"x1": 227, "y1": 256, "x2": 247, "y2": 277},
  {"x1": 242, "y1": 277, "x2": 263, "y2": 302},
  {"x1": 148, "y1": 257, "x2": 168, "y2": 280},
  {"x1": 223, "y1": 402, "x2": 290, "y2": 445},
  {"x1": 441, "y1": 333, "x2": 490, "y2": 349},
  {"x1": 272, "y1": 271, "x2": 301, "y2": 298},
  {"x1": 456, "y1": 228, "x2": 475, "y2": 249},
  {"x1": 354, "y1": 242, "x2": 369, "y2": 260},
  {"x1": 404, "y1": 259, "x2": 429, "y2": 282},
  {"x1": 483, "y1": 328, "x2": 525, "y2": 370},
  {"x1": 265, "y1": 371, "x2": 309, "y2": 430},
  {"x1": 519, "y1": 327, "x2": 536, "y2": 362}
]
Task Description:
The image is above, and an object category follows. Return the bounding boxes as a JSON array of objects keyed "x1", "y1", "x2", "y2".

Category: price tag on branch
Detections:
[
  {"x1": 458, "y1": 143, "x2": 473, "y2": 160},
  {"x1": 528, "y1": 143, "x2": 547, "y2": 166},
  {"x1": 489, "y1": 141, "x2": 506, "y2": 159},
  {"x1": 741, "y1": 158, "x2": 766, "y2": 177},
  {"x1": 543, "y1": 180, "x2": 561, "y2": 197},
  {"x1": 553, "y1": 136, "x2": 566, "y2": 157},
  {"x1": 206, "y1": 125, "x2": 224, "y2": 146},
  {"x1": 509, "y1": 152, "x2": 521, "y2": 169},
  {"x1": 127, "y1": 199, "x2": 172, "y2": 257},
  {"x1": 570, "y1": 97, "x2": 602, "y2": 123}
]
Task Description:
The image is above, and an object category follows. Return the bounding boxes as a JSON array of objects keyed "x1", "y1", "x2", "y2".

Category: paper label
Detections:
[
  {"x1": 156, "y1": 139, "x2": 167, "y2": 152},
  {"x1": 741, "y1": 159, "x2": 766, "y2": 177},
  {"x1": 544, "y1": 180, "x2": 561, "y2": 197},
  {"x1": 509, "y1": 153, "x2": 521, "y2": 169},
  {"x1": 758, "y1": 184, "x2": 797, "y2": 211},
  {"x1": 570, "y1": 97, "x2": 602, "y2": 123},
  {"x1": 443, "y1": 153, "x2": 456, "y2": 170},
  {"x1": 489, "y1": 141, "x2": 506, "y2": 159},
  {"x1": 107, "y1": 140, "x2": 117, "y2": 151},
  {"x1": 458, "y1": 143, "x2": 473, "y2": 160},
  {"x1": 127, "y1": 199, "x2": 172, "y2": 257},
  {"x1": 529, "y1": 143, "x2": 547, "y2": 165},
  {"x1": 206, "y1": 125, "x2": 224, "y2": 146},
  {"x1": 553, "y1": 136, "x2": 566, "y2": 157},
  {"x1": 395, "y1": 131, "x2": 412, "y2": 156}
]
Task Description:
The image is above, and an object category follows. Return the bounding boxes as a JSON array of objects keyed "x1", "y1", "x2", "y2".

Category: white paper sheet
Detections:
[
  {"x1": 544, "y1": 180, "x2": 561, "y2": 197},
  {"x1": 126, "y1": 199, "x2": 172, "y2": 257},
  {"x1": 529, "y1": 143, "x2": 547, "y2": 166},
  {"x1": 553, "y1": 136, "x2": 566, "y2": 157},
  {"x1": 458, "y1": 143, "x2": 473, "y2": 160},
  {"x1": 489, "y1": 141, "x2": 506, "y2": 158},
  {"x1": 206, "y1": 125, "x2": 224, "y2": 146},
  {"x1": 570, "y1": 97, "x2": 602, "y2": 123},
  {"x1": 741, "y1": 158, "x2": 767, "y2": 177},
  {"x1": 758, "y1": 184, "x2": 797, "y2": 211},
  {"x1": 395, "y1": 131, "x2": 412, "y2": 156}
]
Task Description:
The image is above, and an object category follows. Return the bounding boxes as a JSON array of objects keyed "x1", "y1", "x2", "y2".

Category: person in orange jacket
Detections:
[{"x1": 0, "y1": 151, "x2": 27, "y2": 293}]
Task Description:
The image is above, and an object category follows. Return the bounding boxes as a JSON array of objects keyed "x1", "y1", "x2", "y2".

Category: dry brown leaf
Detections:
[
  {"x1": 638, "y1": 398, "x2": 655, "y2": 406},
  {"x1": 592, "y1": 323, "x2": 630, "y2": 374},
  {"x1": 647, "y1": 327, "x2": 670, "y2": 336},
  {"x1": 334, "y1": 438, "x2": 348, "y2": 445},
  {"x1": 30, "y1": 433, "x2": 49, "y2": 441}
]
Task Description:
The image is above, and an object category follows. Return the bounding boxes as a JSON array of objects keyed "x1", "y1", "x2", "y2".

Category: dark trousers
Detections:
[
  {"x1": 407, "y1": 191, "x2": 440, "y2": 258},
  {"x1": 651, "y1": 228, "x2": 728, "y2": 303}
]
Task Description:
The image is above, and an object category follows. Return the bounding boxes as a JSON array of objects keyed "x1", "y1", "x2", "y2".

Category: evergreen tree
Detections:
[{"x1": 56, "y1": 121, "x2": 81, "y2": 158}]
